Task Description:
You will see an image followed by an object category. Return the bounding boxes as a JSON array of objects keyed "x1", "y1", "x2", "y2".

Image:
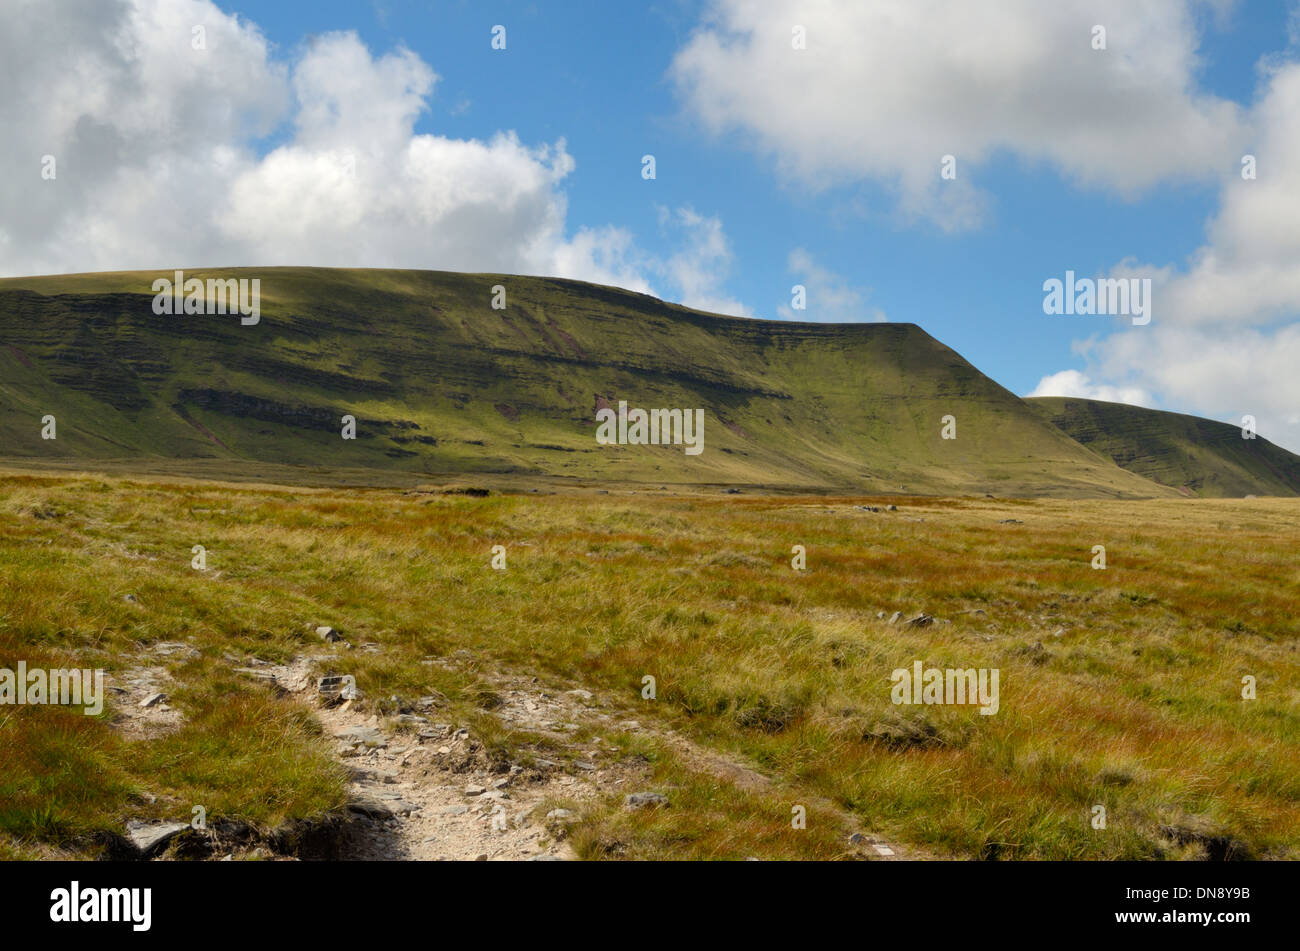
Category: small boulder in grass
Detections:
[
  {"x1": 624, "y1": 792, "x2": 669, "y2": 809},
  {"x1": 317, "y1": 625, "x2": 343, "y2": 643}
]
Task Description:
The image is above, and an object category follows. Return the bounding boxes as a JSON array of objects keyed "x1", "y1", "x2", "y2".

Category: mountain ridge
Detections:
[
  {"x1": 0, "y1": 267, "x2": 1290, "y2": 497},
  {"x1": 1027, "y1": 395, "x2": 1300, "y2": 498}
]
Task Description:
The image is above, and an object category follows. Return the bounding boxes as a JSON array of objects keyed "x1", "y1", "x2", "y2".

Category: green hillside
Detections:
[
  {"x1": 1028, "y1": 396, "x2": 1300, "y2": 498},
  {"x1": 0, "y1": 267, "x2": 1172, "y2": 496}
]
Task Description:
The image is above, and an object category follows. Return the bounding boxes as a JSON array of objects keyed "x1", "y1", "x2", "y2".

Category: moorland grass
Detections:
[{"x1": 0, "y1": 472, "x2": 1295, "y2": 859}]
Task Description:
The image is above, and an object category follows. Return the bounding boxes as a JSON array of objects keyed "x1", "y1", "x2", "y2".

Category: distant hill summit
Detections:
[
  {"x1": 0, "y1": 266, "x2": 1258, "y2": 497},
  {"x1": 1028, "y1": 396, "x2": 1300, "y2": 498}
]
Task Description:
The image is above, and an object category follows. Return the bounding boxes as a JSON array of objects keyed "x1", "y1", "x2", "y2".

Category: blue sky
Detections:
[
  {"x1": 227, "y1": 0, "x2": 1296, "y2": 423},
  {"x1": 5, "y1": 1, "x2": 1300, "y2": 449}
]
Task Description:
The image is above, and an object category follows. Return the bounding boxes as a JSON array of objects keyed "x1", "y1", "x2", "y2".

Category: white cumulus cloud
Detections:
[
  {"x1": 1026, "y1": 370, "x2": 1154, "y2": 407},
  {"x1": 1047, "y1": 57, "x2": 1300, "y2": 454},
  {"x1": 672, "y1": 0, "x2": 1244, "y2": 231},
  {"x1": 0, "y1": 0, "x2": 746, "y2": 315}
]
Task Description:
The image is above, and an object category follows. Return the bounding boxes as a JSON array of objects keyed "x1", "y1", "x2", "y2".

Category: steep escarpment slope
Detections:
[
  {"x1": 0, "y1": 267, "x2": 1172, "y2": 496},
  {"x1": 1028, "y1": 396, "x2": 1300, "y2": 498}
]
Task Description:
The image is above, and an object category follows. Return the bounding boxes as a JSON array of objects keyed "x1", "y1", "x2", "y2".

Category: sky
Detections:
[{"x1": 4, "y1": 0, "x2": 1300, "y2": 451}]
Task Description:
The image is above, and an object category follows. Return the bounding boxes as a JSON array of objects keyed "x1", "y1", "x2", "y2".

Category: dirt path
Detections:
[
  {"x1": 318, "y1": 695, "x2": 588, "y2": 861},
  {"x1": 230, "y1": 654, "x2": 918, "y2": 861}
]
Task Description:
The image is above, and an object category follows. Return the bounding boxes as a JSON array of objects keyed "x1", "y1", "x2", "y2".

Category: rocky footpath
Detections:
[{"x1": 113, "y1": 636, "x2": 915, "y2": 861}]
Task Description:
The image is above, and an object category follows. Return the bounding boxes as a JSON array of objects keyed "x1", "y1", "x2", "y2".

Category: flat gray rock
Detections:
[
  {"x1": 126, "y1": 821, "x2": 189, "y2": 856},
  {"x1": 151, "y1": 641, "x2": 193, "y2": 656},
  {"x1": 348, "y1": 798, "x2": 394, "y2": 820},
  {"x1": 336, "y1": 725, "x2": 387, "y2": 748}
]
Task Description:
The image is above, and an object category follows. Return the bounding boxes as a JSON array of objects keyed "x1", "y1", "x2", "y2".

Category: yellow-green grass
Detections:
[{"x1": 1, "y1": 470, "x2": 1296, "y2": 859}]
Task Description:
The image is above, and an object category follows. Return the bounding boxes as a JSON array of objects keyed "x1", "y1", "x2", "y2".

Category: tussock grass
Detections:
[{"x1": 1, "y1": 471, "x2": 1296, "y2": 859}]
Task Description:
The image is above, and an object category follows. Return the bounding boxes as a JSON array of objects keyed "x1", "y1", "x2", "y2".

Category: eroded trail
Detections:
[
  {"x1": 319, "y1": 695, "x2": 586, "y2": 862},
  {"x1": 106, "y1": 640, "x2": 918, "y2": 861},
  {"x1": 244, "y1": 653, "x2": 918, "y2": 861}
]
